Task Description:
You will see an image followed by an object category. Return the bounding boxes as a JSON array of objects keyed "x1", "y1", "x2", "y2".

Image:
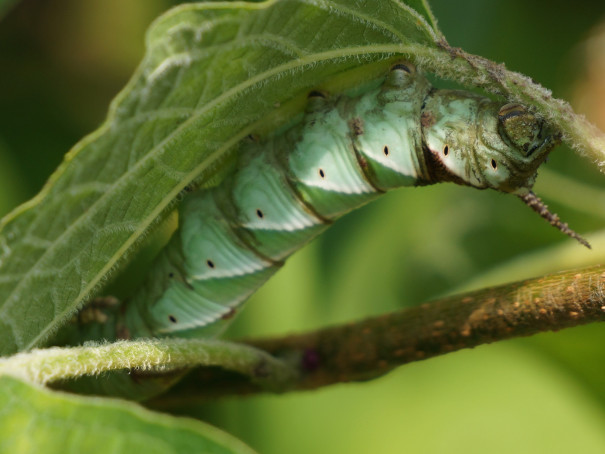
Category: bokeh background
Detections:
[{"x1": 1, "y1": 1, "x2": 605, "y2": 452}]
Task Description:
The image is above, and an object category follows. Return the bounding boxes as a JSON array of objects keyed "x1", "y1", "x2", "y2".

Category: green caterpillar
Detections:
[{"x1": 68, "y1": 62, "x2": 587, "y2": 346}]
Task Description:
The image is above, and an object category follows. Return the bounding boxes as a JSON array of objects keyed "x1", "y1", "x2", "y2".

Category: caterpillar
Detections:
[{"x1": 66, "y1": 62, "x2": 588, "y2": 346}]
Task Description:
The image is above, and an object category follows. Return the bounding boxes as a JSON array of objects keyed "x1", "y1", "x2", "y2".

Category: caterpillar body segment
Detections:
[
  {"x1": 121, "y1": 64, "x2": 437, "y2": 339},
  {"x1": 68, "y1": 62, "x2": 578, "y2": 345}
]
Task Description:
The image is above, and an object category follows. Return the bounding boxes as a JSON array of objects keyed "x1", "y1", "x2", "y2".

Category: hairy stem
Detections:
[
  {"x1": 0, "y1": 338, "x2": 297, "y2": 391},
  {"x1": 149, "y1": 264, "x2": 605, "y2": 407}
]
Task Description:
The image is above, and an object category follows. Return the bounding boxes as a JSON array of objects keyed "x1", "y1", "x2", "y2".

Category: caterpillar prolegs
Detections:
[{"x1": 69, "y1": 62, "x2": 587, "y2": 345}]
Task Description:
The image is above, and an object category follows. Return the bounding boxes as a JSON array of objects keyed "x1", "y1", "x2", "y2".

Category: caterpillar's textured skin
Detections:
[{"x1": 71, "y1": 63, "x2": 557, "y2": 343}]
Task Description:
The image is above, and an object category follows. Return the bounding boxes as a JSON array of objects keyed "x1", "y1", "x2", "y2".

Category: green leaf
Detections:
[
  {"x1": 0, "y1": 375, "x2": 256, "y2": 454},
  {"x1": 0, "y1": 0, "x2": 441, "y2": 355},
  {"x1": 0, "y1": 0, "x2": 602, "y2": 357}
]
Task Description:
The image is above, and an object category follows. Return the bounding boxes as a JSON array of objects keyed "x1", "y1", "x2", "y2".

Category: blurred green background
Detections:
[{"x1": 1, "y1": 1, "x2": 605, "y2": 452}]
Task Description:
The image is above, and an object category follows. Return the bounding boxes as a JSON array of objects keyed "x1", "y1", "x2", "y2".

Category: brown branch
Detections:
[{"x1": 147, "y1": 264, "x2": 605, "y2": 408}]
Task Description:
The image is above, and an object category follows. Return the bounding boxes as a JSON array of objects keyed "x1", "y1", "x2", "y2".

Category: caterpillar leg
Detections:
[
  {"x1": 305, "y1": 89, "x2": 330, "y2": 113},
  {"x1": 76, "y1": 296, "x2": 120, "y2": 325},
  {"x1": 385, "y1": 61, "x2": 417, "y2": 88},
  {"x1": 50, "y1": 296, "x2": 123, "y2": 346}
]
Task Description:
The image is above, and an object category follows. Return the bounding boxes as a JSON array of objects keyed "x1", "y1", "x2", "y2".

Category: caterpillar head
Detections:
[
  {"x1": 421, "y1": 91, "x2": 589, "y2": 248},
  {"x1": 421, "y1": 91, "x2": 556, "y2": 193}
]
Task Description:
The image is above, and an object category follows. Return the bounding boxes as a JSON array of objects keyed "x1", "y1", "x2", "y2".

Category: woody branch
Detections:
[{"x1": 148, "y1": 264, "x2": 605, "y2": 407}]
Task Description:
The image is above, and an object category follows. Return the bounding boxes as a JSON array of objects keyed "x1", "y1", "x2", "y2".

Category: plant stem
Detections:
[
  {"x1": 149, "y1": 264, "x2": 605, "y2": 407},
  {"x1": 0, "y1": 338, "x2": 297, "y2": 392}
]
